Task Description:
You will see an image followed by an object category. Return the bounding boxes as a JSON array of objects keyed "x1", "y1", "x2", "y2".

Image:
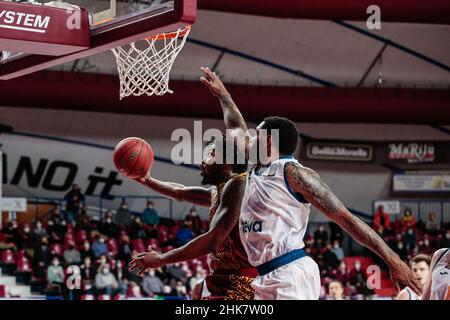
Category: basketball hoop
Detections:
[{"x1": 111, "y1": 25, "x2": 191, "y2": 100}]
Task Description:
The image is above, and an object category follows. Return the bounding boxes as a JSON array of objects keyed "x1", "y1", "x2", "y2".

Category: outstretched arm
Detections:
[
  {"x1": 200, "y1": 67, "x2": 248, "y2": 132},
  {"x1": 285, "y1": 162, "x2": 421, "y2": 296},
  {"x1": 133, "y1": 176, "x2": 212, "y2": 207},
  {"x1": 128, "y1": 176, "x2": 245, "y2": 275}
]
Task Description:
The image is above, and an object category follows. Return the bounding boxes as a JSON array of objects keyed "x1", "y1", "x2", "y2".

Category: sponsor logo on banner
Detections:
[
  {"x1": 307, "y1": 143, "x2": 372, "y2": 161},
  {"x1": 388, "y1": 143, "x2": 435, "y2": 164},
  {"x1": 393, "y1": 172, "x2": 450, "y2": 192},
  {"x1": 0, "y1": 10, "x2": 51, "y2": 33},
  {"x1": 373, "y1": 200, "x2": 400, "y2": 214}
]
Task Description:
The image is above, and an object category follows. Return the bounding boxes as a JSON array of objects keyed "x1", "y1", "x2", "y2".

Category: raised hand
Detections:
[
  {"x1": 128, "y1": 246, "x2": 163, "y2": 276},
  {"x1": 200, "y1": 66, "x2": 228, "y2": 97}
]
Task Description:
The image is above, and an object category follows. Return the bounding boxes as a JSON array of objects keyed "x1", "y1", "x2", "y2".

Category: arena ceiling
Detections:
[{"x1": 1, "y1": 4, "x2": 450, "y2": 124}]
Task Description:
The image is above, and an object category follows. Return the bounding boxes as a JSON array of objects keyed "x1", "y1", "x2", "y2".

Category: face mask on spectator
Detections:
[
  {"x1": 24, "y1": 227, "x2": 30, "y2": 233},
  {"x1": 102, "y1": 268, "x2": 109, "y2": 274},
  {"x1": 36, "y1": 222, "x2": 42, "y2": 229},
  {"x1": 333, "y1": 243, "x2": 339, "y2": 249},
  {"x1": 408, "y1": 229, "x2": 413, "y2": 235},
  {"x1": 53, "y1": 260, "x2": 59, "y2": 266},
  {"x1": 106, "y1": 218, "x2": 112, "y2": 223},
  {"x1": 319, "y1": 226, "x2": 324, "y2": 232},
  {"x1": 354, "y1": 263, "x2": 361, "y2": 271},
  {"x1": 84, "y1": 243, "x2": 90, "y2": 250},
  {"x1": 121, "y1": 204, "x2": 127, "y2": 210},
  {"x1": 424, "y1": 240, "x2": 429, "y2": 246},
  {"x1": 48, "y1": 221, "x2": 54, "y2": 226},
  {"x1": 446, "y1": 233, "x2": 450, "y2": 239},
  {"x1": 398, "y1": 243, "x2": 404, "y2": 249},
  {"x1": 149, "y1": 270, "x2": 155, "y2": 277},
  {"x1": 61, "y1": 221, "x2": 66, "y2": 226},
  {"x1": 191, "y1": 211, "x2": 197, "y2": 217},
  {"x1": 99, "y1": 238, "x2": 105, "y2": 243},
  {"x1": 100, "y1": 257, "x2": 107, "y2": 264}
]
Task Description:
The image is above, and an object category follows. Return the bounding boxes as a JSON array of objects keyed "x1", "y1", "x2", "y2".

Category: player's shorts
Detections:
[
  {"x1": 200, "y1": 270, "x2": 256, "y2": 300},
  {"x1": 252, "y1": 255, "x2": 321, "y2": 300}
]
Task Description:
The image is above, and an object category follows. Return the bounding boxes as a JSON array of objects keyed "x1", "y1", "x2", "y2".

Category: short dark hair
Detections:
[
  {"x1": 206, "y1": 136, "x2": 247, "y2": 174},
  {"x1": 410, "y1": 254, "x2": 431, "y2": 267},
  {"x1": 261, "y1": 116, "x2": 299, "y2": 155}
]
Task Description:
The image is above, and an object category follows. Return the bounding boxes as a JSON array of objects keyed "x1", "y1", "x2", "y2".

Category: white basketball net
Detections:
[{"x1": 111, "y1": 27, "x2": 190, "y2": 100}]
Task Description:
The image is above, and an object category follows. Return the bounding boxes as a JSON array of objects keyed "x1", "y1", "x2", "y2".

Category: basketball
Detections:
[{"x1": 113, "y1": 137, "x2": 154, "y2": 179}]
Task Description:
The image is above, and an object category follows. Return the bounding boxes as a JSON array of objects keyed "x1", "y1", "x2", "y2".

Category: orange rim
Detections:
[{"x1": 146, "y1": 25, "x2": 191, "y2": 41}]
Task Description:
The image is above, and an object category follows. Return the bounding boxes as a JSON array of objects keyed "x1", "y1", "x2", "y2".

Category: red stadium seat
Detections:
[
  {"x1": 81, "y1": 294, "x2": 95, "y2": 300},
  {"x1": 75, "y1": 230, "x2": 88, "y2": 244},
  {"x1": 97, "y1": 294, "x2": 111, "y2": 300},
  {"x1": 162, "y1": 245, "x2": 174, "y2": 253},
  {"x1": 50, "y1": 243, "x2": 63, "y2": 256},
  {"x1": 146, "y1": 239, "x2": 160, "y2": 250},
  {"x1": 132, "y1": 239, "x2": 145, "y2": 252},
  {"x1": 0, "y1": 285, "x2": 5, "y2": 298},
  {"x1": 1, "y1": 249, "x2": 16, "y2": 264},
  {"x1": 17, "y1": 256, "x2": 32, "y2": 272},
  {"x1": 107, "y1": 238, "x2": 118, "y2": 257}
]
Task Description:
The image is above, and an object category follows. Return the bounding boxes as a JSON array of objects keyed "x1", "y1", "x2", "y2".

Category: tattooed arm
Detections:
[
  {"x1": 133, "y1": 176, "x2": 213, "y2": 207},
  {"x1": 285, "y1": 162, "x2": 421, "y2": 295},
  {"x1": 128, "y1": 176, "x2": 245, "y2": 274},
  {"x1": 200, "y1": 67, "x2": 248, "y2": 132}
]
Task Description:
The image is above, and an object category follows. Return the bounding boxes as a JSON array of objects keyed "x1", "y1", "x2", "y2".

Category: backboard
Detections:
[{"x1": 0, "y1": 0, "x2": 196, "y2": 79}]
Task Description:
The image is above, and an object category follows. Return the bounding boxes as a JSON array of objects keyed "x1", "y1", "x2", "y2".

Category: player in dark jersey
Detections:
[{"x1": 129, "y1": 138, "x2": 256, "y2": 300}]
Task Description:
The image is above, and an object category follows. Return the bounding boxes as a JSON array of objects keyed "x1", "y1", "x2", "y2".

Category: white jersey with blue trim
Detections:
[
  {"x1": 430, "y1": 248, "x2": 450, "y2": 300},
  {"x1": 239, "y1": 156, "x2": 311, "y2": 267}
]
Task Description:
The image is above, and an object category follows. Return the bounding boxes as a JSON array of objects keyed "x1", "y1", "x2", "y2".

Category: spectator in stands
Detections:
[
  {"x1": 142, "y1": 269, "x2": 164, "y2": 296},
  {"x1": 400, "y1": 208, "x2": 416, "y2": 232},
  {"x1": 394, "y1": 240, "x2": 408, "y2": 261},
  {"x1": 4, "y1": 220, "x2": 20, "y2": 246},
  {"x1": 373, "y1": 205, "x2": 391, "y2": 233},
  {"x1": 331, "y1": 240, "x2": 344, "y2": 261},
  {"x1": 172, "y1": 281, "x2": 188, "y2": 298},
  {"x1": 20, "y1": 224, "x2": 35, "y2": 256},
  {"x1": 166, "y1": 262, "x2": 187, "y2": 288},
  {"x1": 80, "y1": 256, "x2": 95, "y2": 293},
  {"x1": 130, "y1": 216, "x2": 146, "y2": 239},
  {"x1": 47, "y1": 256, "x2": 65, "y2": 294},
  {"x1": 146, "y1": 224, "x2": 158, "y2": 239},
  {"x1": 142, "y1": 201, "x2": 160, "y2": 226},
  {"x1": 176, "y1": 221, "x2": 194, "y2": 247},
  {"x1": 113, "y1": 260, "x2": 129, "y2": 295},
  {"x1": 47, "y1": 211, "x2": 67, "y2": 244},
  {"x1": 75, "y1": 206, "x2": 91, "y2": 232},
  {"x1": 128, "y1": 281, "x2": 143, "y2": 298},
  {"x1": 64, "y1": 184, "x2": 85, "y2": 223},
  {"x1": 328, "y1": 280, "x2": 345, "y2": 300},
  {"x1": 117, "y1": 235, "x2": 133, "y2": 262},
  {"x1": 329, "y1": 222, "x2": 344, "y2": 244},
  {"x1": 33, "y1": 236, "x2": 52, "y2": 278},
  {"x1": 64, "y1": 240, "x2": 81, "y2": 265},
  {"x1": 425, "y1": 212, "x2": 440, "y2": 236},
  {"x1": 314, "y1": 224, "x2": 328, "y2": 249},
  {"x1": 418, "y1": 237, "x2": 434, "y2": 255},
  {"x1": 95, "y1": 264, "x2": 119, "y2": 296},
  {"x1": 334, "y1": 261, "x2": 350, "y2": 286},
  {"x1": 99, "y1": 211, "x2": 119, "y2": 238},
  {"x1": 92, "y1": 235, "x2": 109, "y2": 258},
  {"x1": 404, "y1": 227, "x2": 417, "y2": 252},
  {"x1": 322, "y1": 243, "x2": 340, "y2": 270},
  {"x1": 441, "y1": 230, "x2": 450, "y2": 248},
  {"x1": 184, "y1": 207, "x2": 203, "y2": 235},
  {"x1": 349, "y1": 260, "x2": 374, "y2": 299},
  {"x1": 33, "y1": 220, "x2": 48, "y2": 241},
  {"x1": 80, "y1": 240, "x2": 96, "y2": 262},
  {"x1": 116, "y1": 199, "x2": 132, "y2": 227}
]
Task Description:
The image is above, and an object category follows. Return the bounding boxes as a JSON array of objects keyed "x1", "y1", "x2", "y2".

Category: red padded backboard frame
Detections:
[{"x1": 0, "y1": 0, "x2": 197, "y2": 80}]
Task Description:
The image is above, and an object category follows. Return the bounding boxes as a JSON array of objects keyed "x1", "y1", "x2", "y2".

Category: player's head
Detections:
[
  {"x1": 328, "y1": 280, "x2": 344, "y2": 300},
  {"x1": 251, "y1": 116, "x2": 299, "y2": 164},
  {"x1": 200, "y1": 137, "x2": 246, "y2": 185},
  {"x1": 410, "y1": 254, "x2": 431, "y2": 288}
]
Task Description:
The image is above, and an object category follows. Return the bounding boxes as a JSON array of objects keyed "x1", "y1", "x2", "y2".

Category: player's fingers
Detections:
[
  {"x1": 128, "y1": 261, "x2": 143, "y2": 272},
  {"x1": 200, "y1": 76, "x2": 212, "y2": 86},
  {"x1": 393, "y1": 279, "x2": 400, "y2": 294}
]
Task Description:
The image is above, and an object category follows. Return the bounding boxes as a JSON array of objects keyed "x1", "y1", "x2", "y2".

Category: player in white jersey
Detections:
[
  {"x1": 200, "y1": 66, "x2": 420, "y2": 300},
  {"x1": 422, "y1": 248, "x2": 450, "y2": 300},
  {"x1": 396, "y1": 254, "x2": 431, "y2": 300}
]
